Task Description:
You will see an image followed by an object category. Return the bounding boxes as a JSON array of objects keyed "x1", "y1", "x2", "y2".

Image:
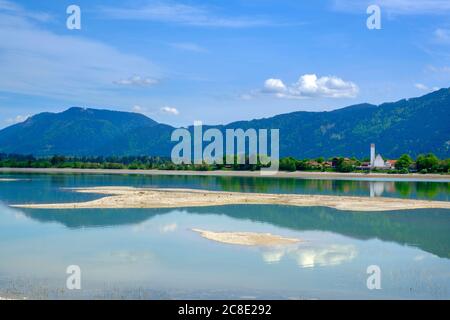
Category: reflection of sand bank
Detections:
[
  {"x1": 12, "y1": 187, "x2": 450, "y2": 212},
  {"x1": 192, "y1": 229, "x2": 301, "y2": 246},
  {"x1": 262, "y1": 244, "x2": 357, "y2": 268},
  {"x1": 192, "y1": 227, "x2": 357, "y2": 267}
]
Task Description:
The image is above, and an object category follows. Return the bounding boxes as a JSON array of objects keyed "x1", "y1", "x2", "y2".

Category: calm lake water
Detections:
[{"x1": 0, "y1": 173, "x2": 449, "y2": 299}]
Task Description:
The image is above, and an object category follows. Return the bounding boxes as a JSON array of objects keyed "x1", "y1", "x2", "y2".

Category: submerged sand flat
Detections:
[
  {"x1": 192, "y1": 228, "x2": 301, "y2": 246},
  {"x1": 11, "y1": 186, "x2": 450, "y2": 212}
]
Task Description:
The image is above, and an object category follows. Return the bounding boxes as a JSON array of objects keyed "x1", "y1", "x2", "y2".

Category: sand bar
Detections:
[
  {"x1": 1, "y1": 167, "x2": 449, "y2": 182},
  {"x1": 11, "y1": 186, "x2": 450, "y2": 212},
  {"x1": 192, "y1": 228, "x2": 301, "y2": 246}
]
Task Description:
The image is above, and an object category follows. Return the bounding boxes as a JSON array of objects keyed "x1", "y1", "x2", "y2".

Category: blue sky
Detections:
[{"x1": 0, "y1": 0, "x2": 450, "y2": 128}]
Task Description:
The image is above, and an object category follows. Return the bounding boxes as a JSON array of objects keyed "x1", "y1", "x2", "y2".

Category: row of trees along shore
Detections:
[{"x1": 0, "y1": 153, "x2": 449, "y2": 174}]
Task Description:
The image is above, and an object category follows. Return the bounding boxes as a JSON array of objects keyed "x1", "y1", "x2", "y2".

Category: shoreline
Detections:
[
  {"x1": 12, "y1": 186, "x2": 450, "y2": 212},
  {"x1": 1, "y1": 167, "x2": 449, "y2": 182}
]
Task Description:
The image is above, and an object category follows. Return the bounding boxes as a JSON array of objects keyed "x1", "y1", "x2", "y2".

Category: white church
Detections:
[{"x1": 369, "y1": 143, "x2": 394, "y2": 169}]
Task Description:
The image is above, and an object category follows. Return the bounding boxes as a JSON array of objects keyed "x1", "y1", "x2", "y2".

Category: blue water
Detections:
[{"x1": 0, "y1": 173, "x2": 449, "y2": 299}]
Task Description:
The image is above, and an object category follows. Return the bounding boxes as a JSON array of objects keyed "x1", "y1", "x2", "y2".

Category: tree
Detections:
[
  {"x1": 440, "y1": 159, "x2": 450, "y2": 173},
  {"x1": 280, "y1": 157, "x2": 297, "y2": 172},
  {"x1": 316, "y1": 157, "x2": 324, "y2": 164},
  {"x1": 395, "y1": 154, "x2": 413, "y2": 171},
  {"x1": 296, "y1": 159, "x2": 310, "y2": 171},
  {"x1": 335, "y1": 157, "x2": 355, "y2": 173},
  {"x1": 50, "y1": 155, "x2": 66, "y2": 166},
  {"x1": 416, "y1": 153, "x2": 439, "y2": 172}
]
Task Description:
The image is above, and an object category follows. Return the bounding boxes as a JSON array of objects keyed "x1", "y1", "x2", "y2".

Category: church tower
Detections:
[{"x1": 370, "y1": 143, "x2": 376, "y2": 167}]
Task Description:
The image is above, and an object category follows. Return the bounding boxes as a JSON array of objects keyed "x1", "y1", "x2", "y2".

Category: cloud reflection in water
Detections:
[{"x1": 262, "y1": 243, "x2": 357, "y2": 268}]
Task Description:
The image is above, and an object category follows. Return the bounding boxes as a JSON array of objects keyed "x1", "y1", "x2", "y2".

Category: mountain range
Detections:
[{"x1": 0, "y1": 88, "x2": 449, "y2": 159}]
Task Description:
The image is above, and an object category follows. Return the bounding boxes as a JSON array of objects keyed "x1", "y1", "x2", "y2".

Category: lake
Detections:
[{"x1": 0, "y1": 173, "x2": 449, "y2": 299}]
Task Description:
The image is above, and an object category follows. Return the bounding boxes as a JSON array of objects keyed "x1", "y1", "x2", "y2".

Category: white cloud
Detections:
[
  {"x1": 160, "y1": 106, "x2": 180, "y2": 115},
  {"x1": 159, "y1": 223, "x2": 178, "y2": 233},
  {"x1": 0, "y1": 0, "x2": 52, "y2": 22},
  {"x1": 434, "y1": 28, "x2": 450, "y2": 44},
  {"x1": 132, "y1": 105, "x2": 143, "y2": 112},
  {"x1": 415, "y1": 83, "x2": 440, "y2": 92},
  {"x1": 259, "y1": 74, "x2": 358, "y2": 99},
  {"x1": 114, "y1": 75, "x2": 159, "y2": 87},
  {"x1": 132, "y1": 220, "x2": 178, "y2": 234},
  {"x1": 169, "y1": 42, "x2": 207, "y2": 53},
  {"x1": 0, "y1": 3, "x2": 160, "y2": 104},
  {"x1": 426, "y1": 65, "x2": 450, "y2": 74},
  {"x1": 132, "y1": 105, "x2": 180, "y2": 117},
  {"x1": 415, "y1": 83, "x2": 428, "y2": 90},
  {"x1": 99, "y1": 2, "x2": 273, "y2": 28},
  {"x1": 240, "y1": 93, "x2": 254, "y2": 101},
  {"x1": 413, "y1": 254, "x2": 426, "y2": 262},
  {"x1": 263, "y1": 78, "x2": 287, "y2": 93},
  {"x1": 262, "y1": 244, "x2": 357, "y2": 268},
  {"x1": 5, "y1": 114, "x2": 30, "y2": 124},
  {"x1": 333, "y1": 0, "x2": 450, "y2": 15}
]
